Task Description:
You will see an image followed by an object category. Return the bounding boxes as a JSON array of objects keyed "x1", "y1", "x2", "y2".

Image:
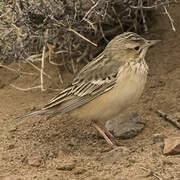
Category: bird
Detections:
[{"x1": 17, "y1": 32, "x2": 160, "y2": 147}]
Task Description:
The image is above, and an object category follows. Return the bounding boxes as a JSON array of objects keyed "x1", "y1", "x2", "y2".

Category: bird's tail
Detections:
[{"x1": 16, "y1": 108, "x2": 47, "y2": 121}]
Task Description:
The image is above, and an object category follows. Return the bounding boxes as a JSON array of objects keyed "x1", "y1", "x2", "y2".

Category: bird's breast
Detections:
[
  {"x1": 115, "y1": 64, "x2": 148, "y2": 107},
  {"x1": 71, "y1": 63, "x2": 148, "y2": 122}
]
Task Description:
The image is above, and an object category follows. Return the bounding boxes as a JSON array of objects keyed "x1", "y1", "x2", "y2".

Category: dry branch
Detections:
[
  {"x1": 0, "y1": 0, "x2": 175, "y2": 91},
  {"x1": 0, "y1": 0, "x2": 173, "y2": 65},
  {"x1": 163, "y1": 5, "x2": 176, "y2": 31},
  {"x1": 156, "y1": 110, "x2": 180, "y2": 129}
]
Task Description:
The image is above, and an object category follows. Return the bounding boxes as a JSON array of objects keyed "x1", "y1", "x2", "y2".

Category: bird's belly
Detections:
[{"x1": 72, "y1": 72, "x2": 147, "y2": 122}]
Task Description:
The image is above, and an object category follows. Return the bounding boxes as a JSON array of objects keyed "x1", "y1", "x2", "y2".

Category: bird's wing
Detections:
[
  {"x1": 42, "y1": 52, "x2": 125, "y2": 115},
  {"x1": 16, "y1": 51, "x2": 125, "y2": 120}
]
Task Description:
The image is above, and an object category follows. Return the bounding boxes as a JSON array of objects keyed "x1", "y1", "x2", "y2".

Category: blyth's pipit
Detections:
[{"x1": 17, "y1": 32, "x2": 160, "y2": 147}]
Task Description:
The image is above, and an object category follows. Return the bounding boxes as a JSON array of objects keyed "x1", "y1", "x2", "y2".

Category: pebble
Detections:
[
  {"x1": 100, "y1": 146, "x2": 131, "y2": 164},
  {"x1": 27, "y1": 154, "x2": 42, "y2": 167},
  {"x1": 164, "y1": 137, "x2": 180, "y2": 155},
  {"x1": 105, "y1": 113, "x2": 145, "y2": 139},
  {"x1": 56, "y1": 161, "x2": 76, "y2": 171},
  {"x1": 73, "y1": 168, "x2": 86, "y2": 175},
  {"x1": 7, "y1": 144, "x2": 15, "y2": 150},
  {"x1": 8, "y1": 125, "x2": 17, "y2": 133},
  {"x1": 153, "y1": 134, "x2": 166, "y2": 144}
]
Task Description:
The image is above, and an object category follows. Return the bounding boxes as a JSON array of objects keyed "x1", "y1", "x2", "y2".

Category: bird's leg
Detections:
[
  {"x1": 98, "y1": 123, "x2": 114, "y2": 139},
  {"x1": 96, "y1": 122, "x2": 119, "y2": 146},
  {"x1": 92, "y1": 121, "x2": 114, "y2": 147}
]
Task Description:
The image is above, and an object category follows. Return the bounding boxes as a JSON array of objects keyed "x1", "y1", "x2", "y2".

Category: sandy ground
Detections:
[{"x1": 0, "y1": 4, "x2": 180, "y2": 180}]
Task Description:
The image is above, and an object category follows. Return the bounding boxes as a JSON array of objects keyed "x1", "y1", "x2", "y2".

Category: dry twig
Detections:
[
  {"x1": 24, "y1": 60, "x2": 51, "y2": 79},
  {"x1": 0, "y1": 0, "x2": 172, "y2": 63},
  {"x1": 163, "y1": 6, "x2": 176, "y2": 31},
  {"x1": 67, "y1": 28, "x2": 97, "y2": 47},
  {"x1": 40, "y1": 45, "x2": 46, "y2": 91},
  {"x1": 156, "y1": 110, "x2": 180, "y2": 129},
  {"x1": 0, "y1": 0, "x2": 173, "y2": 91},
  {"x1": 141, "y1": 167, "x2": 163, "y2": 180},
  {"x1": 10, "y1": 84, "x2": 41, "y2": 91},
  {"x1": 83, "y1": 0, "x2": 102, "y2": 20},
  {"x1": 130, "y1": 1, "x2": 170, "y2": 9},
  {"x1": 0, "y1": 63, "x2": 35, "y2": 76}
]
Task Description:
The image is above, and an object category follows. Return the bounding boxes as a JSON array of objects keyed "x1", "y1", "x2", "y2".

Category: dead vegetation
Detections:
[{"x1": 0, "y1": 0, "x2": 175, "y2": 90}]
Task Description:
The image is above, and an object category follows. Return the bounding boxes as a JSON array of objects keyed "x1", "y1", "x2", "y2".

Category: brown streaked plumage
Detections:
[{"x1": 17, "y1": 32, "x2": 160, "y2": 147}]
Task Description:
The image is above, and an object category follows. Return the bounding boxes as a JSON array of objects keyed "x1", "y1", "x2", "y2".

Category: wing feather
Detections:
[
  {"x1": 46, "y1": 81, "x2": 115, "y2": 119},
  {"x1": 42, "y1": 50, "x2": 125, "y2": 114}
]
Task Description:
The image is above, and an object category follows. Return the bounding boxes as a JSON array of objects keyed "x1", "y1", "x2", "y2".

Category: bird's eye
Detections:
[{"x1": 134, "y1": 46, "x2": 140, "y2": 51}]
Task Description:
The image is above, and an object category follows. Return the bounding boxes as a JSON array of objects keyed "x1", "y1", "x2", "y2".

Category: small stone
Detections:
[
  {"x1": 27, "y1": 154, "x2": 42, "y2": 167},
  {"x1": 57, "y1": 151, "x2": 65, "y2": 160},
  {"x1": 100, "y1": 146, "x2": 131, "y2": 164},
  {"x1": 105, "y1": 113, "x2": 145, "y2": 139},
  {"x1": 56, "y1": 161, "x2": 76, "y2": 171},
  {"x1": 74, "y1": 168, "x2": 86, "y2": 175},
  {"x1": 153, "y1": 134, "x2": 166, "y2": 144},
  {"x1": 162, "y1": 160, "x2": 173, "y2": 166},
  {"x1": 7, "y1": 144, "x2": 15, "y2": 150},
  {"x1": 164, "y1": 137, "x2": 180, "y2": 155},
  {"x1": 8, "y1": 126, "x2": 17, "y2": 132}
]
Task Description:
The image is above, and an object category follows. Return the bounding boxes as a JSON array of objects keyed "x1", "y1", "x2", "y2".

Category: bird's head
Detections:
[{"x1": 105, "y1": 32, "x2": 160, "y2": 62}]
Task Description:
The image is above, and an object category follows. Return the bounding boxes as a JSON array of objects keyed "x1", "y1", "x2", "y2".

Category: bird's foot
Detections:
[{"x1": 92, "y1": 121, "x2": 119, "y2": 148}]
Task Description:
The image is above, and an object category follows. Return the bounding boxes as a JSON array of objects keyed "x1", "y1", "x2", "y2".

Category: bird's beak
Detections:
[
  {"x1": 140, "y1": 40, "x2": 161, "y2": 58},
  {"x1": 147, "y1": 40, "x2": 161, "y2": 47}
]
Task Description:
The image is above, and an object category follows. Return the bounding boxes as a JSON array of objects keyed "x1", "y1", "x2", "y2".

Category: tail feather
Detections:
[{"x1": 16, "y1": 108, "x2": 46, "y2": 121}]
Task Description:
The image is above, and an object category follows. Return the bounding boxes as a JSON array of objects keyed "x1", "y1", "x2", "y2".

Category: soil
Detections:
[{"x1": 0, "y1": 4, "x2": 180, "y2": 180}]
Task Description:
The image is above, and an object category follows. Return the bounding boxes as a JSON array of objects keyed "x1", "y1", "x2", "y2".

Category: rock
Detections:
[
  {"x1": 163, "y1": 137, "x2": 180, "y2": 155},
  {"x1": 8, "y1": 125, "x2": 17, "y2": 133},
  {"x1": 74, "y1": 168, "x2": 86, "y2": 175},
  {"x1": 7, "y1": 144, "x2": 15, "y2": 150},
  {"x1": 56, "y1": 150, "x2": 76, "y2": 171},
  {"x1": 153, "y1": 134, "x2": 166, "y2": 144},
  {"x1": 56, "y1": 160, "x2": 76, "y2": 171},
  {"x1": 105, "y1": 113, "x2": 145, "y2": 139},
  {"x1": 27, "y1": 154, "x2": 42, "y2": 167},
  {"x1": 100, "y1": 146, "x2": 131, "y2": 164},
  {"x1": 57, "y1": 150, "x2": 65, "y2": 160}
]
